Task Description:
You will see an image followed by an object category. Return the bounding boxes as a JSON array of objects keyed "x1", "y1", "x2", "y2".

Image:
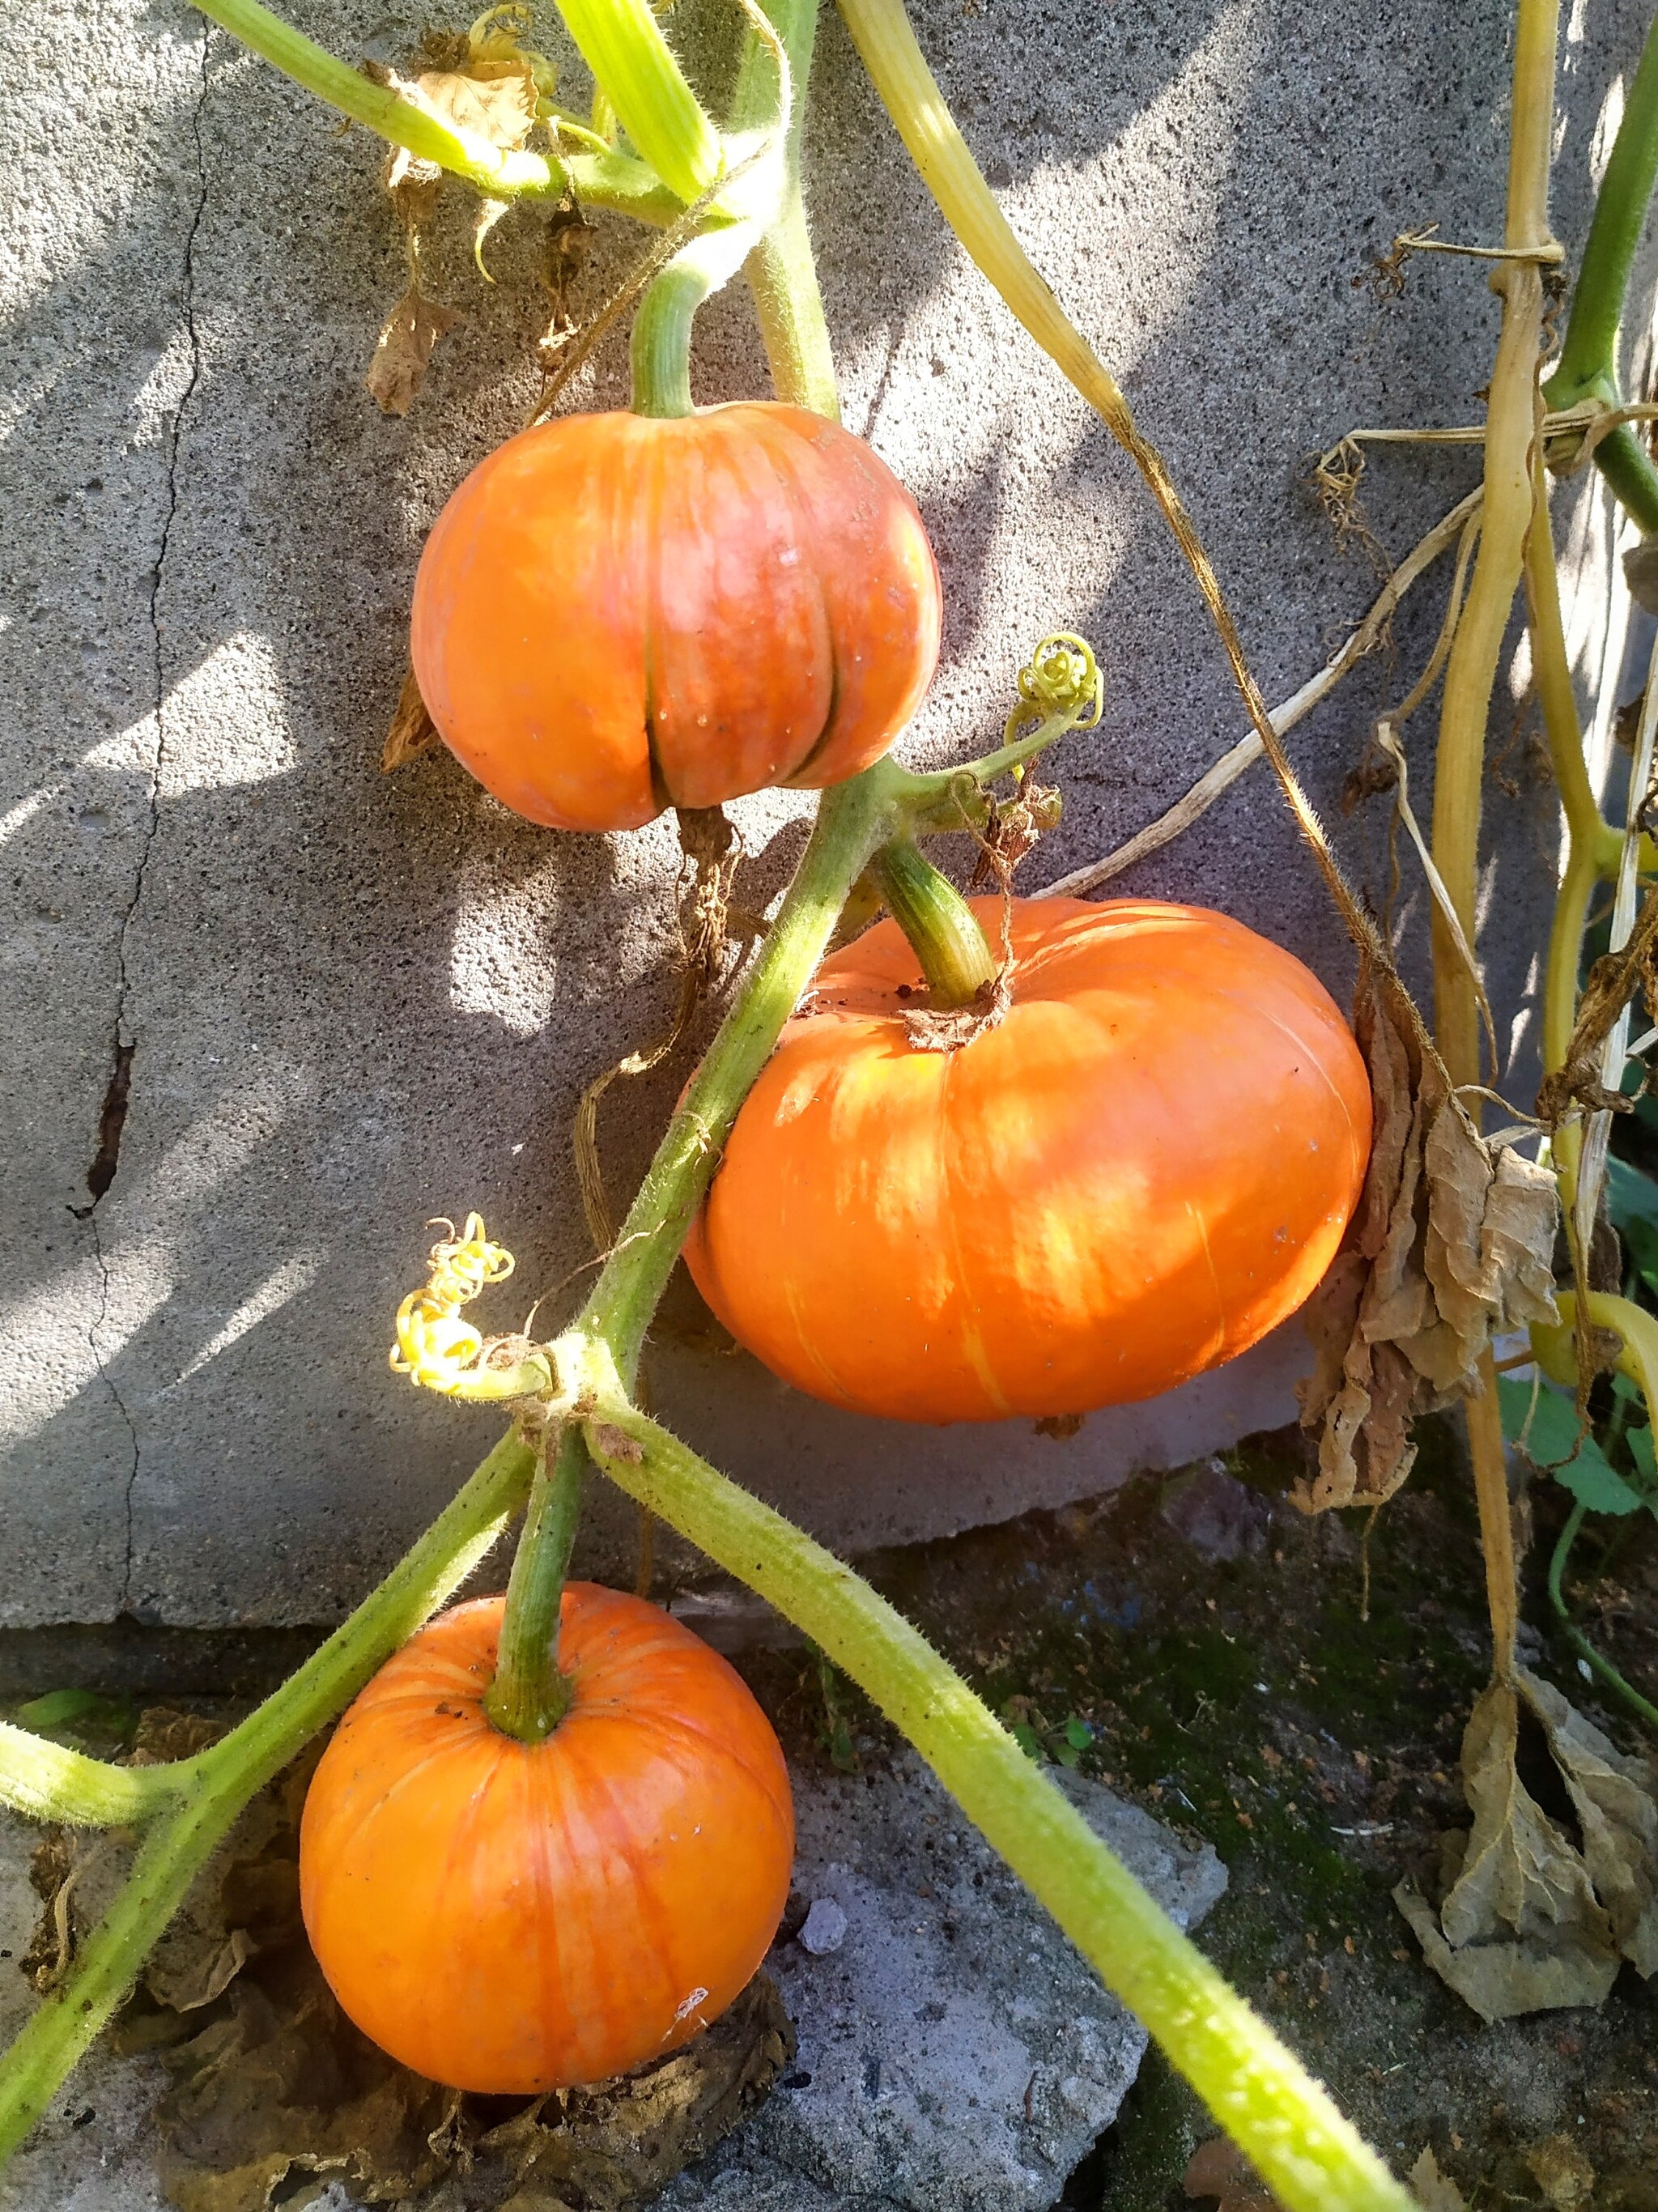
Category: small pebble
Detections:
[{"x1": 798, "y1": 1898, "x2": 849, "y2": 1955}]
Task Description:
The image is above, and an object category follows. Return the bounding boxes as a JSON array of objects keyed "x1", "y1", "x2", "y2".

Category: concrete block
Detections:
[{"x1": 2, "y1": 0, "x2": 1650, "y2": 1621}]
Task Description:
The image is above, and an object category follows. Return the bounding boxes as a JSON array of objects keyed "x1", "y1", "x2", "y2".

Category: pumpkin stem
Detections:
[
  {"x1": 872, "y1": 836, "x2": 999, "y2": 1011},
  {"x1": 484, "y1": 1426, "x2": 589, "y2": 1742}
]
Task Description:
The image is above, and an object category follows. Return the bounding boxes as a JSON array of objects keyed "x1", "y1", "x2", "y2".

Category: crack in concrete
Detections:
[{"x1": 87, "y1": 26, "x2": 213, "y2": 1618}]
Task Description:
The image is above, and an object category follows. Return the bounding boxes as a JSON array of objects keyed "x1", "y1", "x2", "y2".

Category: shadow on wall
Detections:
[{"x1": 0, "y1": 0, "x2": 1652, "y2": 1623}]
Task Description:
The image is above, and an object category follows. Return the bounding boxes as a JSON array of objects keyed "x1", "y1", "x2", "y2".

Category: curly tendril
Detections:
[
  {"x1": 1007, "y1": 633, "x2": 1103, "y2": 750},
  {"x1": 391, "y1": 1214, "x2": 517, "y2": 1393}
]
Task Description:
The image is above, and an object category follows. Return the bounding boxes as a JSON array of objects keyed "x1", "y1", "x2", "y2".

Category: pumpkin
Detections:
[
  {"x1": 684, "y1": 896, "x2": 1372, "y2": 1424},
  {"x1": 410, "y1": 405, "x2": 942, "y2": 834},
  {"x1": 298, "y1": 1585, "x2": 793, "y2": 2093}
]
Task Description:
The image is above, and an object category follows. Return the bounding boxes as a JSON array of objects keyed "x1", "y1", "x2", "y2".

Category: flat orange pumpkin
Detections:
[
  {"x1": 684, "y1": 896, "x2": 1372, "y2": 1423},
  {"x1": 410, "y1": 404, "x2": 942, "y2": 833},
  {"x1": 298, "y1": 1585, "x2": 794, "y2": 2092}
]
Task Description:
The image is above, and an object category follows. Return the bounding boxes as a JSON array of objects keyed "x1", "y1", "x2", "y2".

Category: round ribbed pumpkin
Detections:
[
  {"x1": 298, "y1": 1585, "x2": 793, "y2": 2093},
  {"x1": 684, "y1": 896, "x2": 1371, "y2": 1424},
  {"x1": 410, "y1": 405, "x2": 942, "y2": 833}
]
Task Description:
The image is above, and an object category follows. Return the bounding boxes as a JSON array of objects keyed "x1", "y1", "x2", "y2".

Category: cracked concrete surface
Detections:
[{"x1": 3, "y1": 0, "x2": 1656, "y2": 1625}]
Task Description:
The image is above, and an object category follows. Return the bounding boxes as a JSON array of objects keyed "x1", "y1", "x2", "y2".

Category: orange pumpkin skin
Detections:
[
  {"x1": 298, "y1": 1585, "x2": 794, "y2": 2093},
  {"x1": 684, "y1": 897, "x2": 1372, "y2": 1424},
  {"x1": 410, "y1": 404, "x2": 942, "y2": 834}
]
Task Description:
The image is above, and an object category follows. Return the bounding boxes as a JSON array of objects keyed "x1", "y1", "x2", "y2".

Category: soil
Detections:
[{"x1": 724, "y1": 1415, "x2": 1658, "y2": 2210}]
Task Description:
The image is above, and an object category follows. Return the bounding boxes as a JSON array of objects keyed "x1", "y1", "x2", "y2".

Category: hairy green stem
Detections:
[
  {"x1": 580, "y1": 1390, "x2": 1413, "y2": 2212},
  {"x1": 1544, "y1": 11, "x2": 1658, "y2": 526},
  {"x1": 192, "y1": 0, "x2": 682, "y2": 220},
  {"x1": 582, "y1": 763, "x2": 908, "y2": 1380},
  {"x1": 192, "y1": 0, "x2": 568, "y2": 194},
  {"x1": 552, "y1": 0, "x2": 721, "y2": 205},
  {"x1": 746, "y1": 189, "x2": 840, "y2": 414},
  {"x1": 0, "y1": 1731, "x2": 189, "y2": 1828},
  {"x1": 872, "y1": 836, "x2": 998, "y2": 1006},
  {"x1": 1547, "y1": 11, "x2": 1658, "y2": 397},
  {"x1": 736, "y1": 0, "x2": 840, "y2": 415},
  {"x1": 485, "y1": 1427, "x2": 589, "y2": 1740},
  {"x1": 0, "y1": 1432, "x2": 534, "y2": 2163}
]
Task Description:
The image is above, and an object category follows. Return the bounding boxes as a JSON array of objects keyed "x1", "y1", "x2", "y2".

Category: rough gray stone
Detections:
[
  {"x1": 0, "y1": 1758, "x2": 1222, "y2": 2211},
  {"x1": 663, "y1": 1752, "x2": 1226, "y2": 2211},
  {"x1": 2, "y1": 0, "x2": 1653, "y2": 1621},
  {"x1": 1158, "y1": 1459, "x2": 1271, "y2": 1563}
]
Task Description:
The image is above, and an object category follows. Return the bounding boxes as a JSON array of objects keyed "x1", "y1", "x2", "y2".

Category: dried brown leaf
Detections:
[
  {"x1": 480, "y1": 1974, "x2": 793, "y2": 2209},
  {"x1": 1524, "y1": 2133, "x2": 1596, "y2": 2210},
  {"x1": 1405, "y1": 2149, "x2": 1469, "y2": 2211},
  {"x1": 1394, "y1": 1678, "x2": 1620, "y2": 2021},
  {"x1": 380, "y1": 662, "x2": 440, "y2": 770},
  {"x1": 1518, "y1": 1666, "x2": 1658, "y2": 1976},
  {"x1": 20, "y1": 1831, "x2": 76, "y2": 1989},
  {"x1": 384, "y1": 151, "x2": 442, "y2": 227},
  {"x1": 1295, "y1": 968, "x2": 1558, "y2": 1512},
  {"x1": 130, "y1": 1707, "x2": 225, "y2": 1764},
  {"x1": 1182, "y1": 2137, "x2": 1279, "y2": 2210},
  {"x1": 153, "y1": 1959, "x2": 790, "y2": 2212},
  {"x1": 406, "y1": 59, "x2": 536, "y2": 151},
  {"x1": 365, "y1": 286, "x2": 465, "y2": 416}
]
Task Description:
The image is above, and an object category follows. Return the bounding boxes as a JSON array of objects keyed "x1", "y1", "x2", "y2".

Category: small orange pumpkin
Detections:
[
  {"x1": 298, "y1": 1585, "x2": 793, "y2": 2092},
  {"x1": 684, "y1": 896, "x2": 1372, "y2": 1423},
  {"x1": 410, "y1": 404, "x2": 942, "y2": 833}
]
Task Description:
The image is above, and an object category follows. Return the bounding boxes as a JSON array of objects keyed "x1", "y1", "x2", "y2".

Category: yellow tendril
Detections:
[
  {"x1": 1008, "y1": 633, "x2": 1103, "y2": 746},
  {"x1": 391, "y1": 1214, "x2": 517, "y2": 1394}
]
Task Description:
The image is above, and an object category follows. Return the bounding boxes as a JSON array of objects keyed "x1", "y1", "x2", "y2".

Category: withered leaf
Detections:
[
  {"x1": 1524, "y1": 2133, "x2": 1596, "y2": 2210},
  {"x1": 380, "y1": 661, "x2": 440, "y2": 771},
  {"x1": 478, "y1": 1974, "x2": 793, "y2": 2210},
  {"x1": 1406, "y1": 2148, "x2": 1470, "y2": 2211},
  {"x1": 1182, "y1": 2137, "x2": 1278, "y2": 2209},
  {"x1": 406, "y1": 59, "x2": 537, "y2": 152},
  {"x1": 365, "y1": 285, "x2": 465, "y2": 416},
  {"x1": 1394, "y1": 1676, "x2": 1622, "y2": 2021},
  {"x1": 131, "y1": 1707, "x2": 225, "y2": 1764},
  {"x1": 1517, "y1": 1667, "x2": 1658, "y2": 1976},
  {"x1": 474, "y1": 193, "x2": 511, "y2": 279},
  {"x1": 154, "y1": 1959, "x2": 791, "y2": 2212},
  {"x1": 1295, "y1": 968, "x2": 1558, "y2": 1512}
]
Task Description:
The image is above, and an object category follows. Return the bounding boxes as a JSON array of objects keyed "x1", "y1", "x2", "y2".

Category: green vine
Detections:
[{"x1": 1545, "y1": 5, "x2": 1658, "y2": 530}]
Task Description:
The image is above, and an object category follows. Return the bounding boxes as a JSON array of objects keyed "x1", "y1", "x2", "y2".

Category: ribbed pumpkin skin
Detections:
[
  {"x1": 410, "y1": 404, "x2": 942, "y2": 833},
  {"x1": 684, "y1": 897, "x2": 1372, "y2": 1425},
  {"x1": 298, "y1": 1586, "x2": 794, "y2": 2093}
]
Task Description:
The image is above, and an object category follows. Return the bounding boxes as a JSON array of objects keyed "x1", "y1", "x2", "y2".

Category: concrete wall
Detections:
[{"x1": 1, "y1": 0, "x2": 1648, "y2": 1623}]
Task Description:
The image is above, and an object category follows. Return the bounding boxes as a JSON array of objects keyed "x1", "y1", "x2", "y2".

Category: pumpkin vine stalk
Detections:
[
  {"x1": 1542, "y1": 1, "x2": 1658, "y2": 532},
  {"x1": 574, "y1": 1380, "x2": 1414, "y2": 2212},
  {"x1": 870, "y1": 836, "x2": 999, "y2": 1007},
  {"x1": 0, "y1": 1431, "x2": 535, "y2": 2166}
]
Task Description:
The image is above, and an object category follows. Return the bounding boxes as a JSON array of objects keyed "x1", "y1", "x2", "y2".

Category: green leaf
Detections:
[
  {"x1": 1496, "y1": 1376, "x2": 1647, "y2": 1516},
  {"x1": 1630, "y1": 1424, "x2": 1655, "y2": 1481},
  {"x1": 1009, "y1": 1720, "x2": 1045, "y2": 1763},
  {"x1": 14, "y1": 1688, "x2": 108, "y2": 1730},
  {"x1": 1064, "y1": 1715, "x2": 1094, "y2": 1751}
]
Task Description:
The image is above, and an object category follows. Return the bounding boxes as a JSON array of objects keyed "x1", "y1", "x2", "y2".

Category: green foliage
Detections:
[
  {"x1": 1496, "y1": 1376, "x2": 1652, "y2": 1516},
  {"x1": 10, "y1": 1689, "x2": 133, "y2": 1740},
  {"x1": 1607, "y1": 1154, "x2": 1658, "y2": 1295}
]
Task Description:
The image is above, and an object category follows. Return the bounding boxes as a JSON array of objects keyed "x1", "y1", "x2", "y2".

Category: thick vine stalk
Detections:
[
  {"x1": 578, "y1": 1388, "x2": 1413, "y2": 2212},
  {"x1": 0, "y1": 1431, "x2": 534, "y2": 2162},
  {"x1": 1426, "y1": 0, "x2": 1561, "y2": 1684},
  {"x1": 1544, "y1": 4, "x2": 1658, "y2": 530}
]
